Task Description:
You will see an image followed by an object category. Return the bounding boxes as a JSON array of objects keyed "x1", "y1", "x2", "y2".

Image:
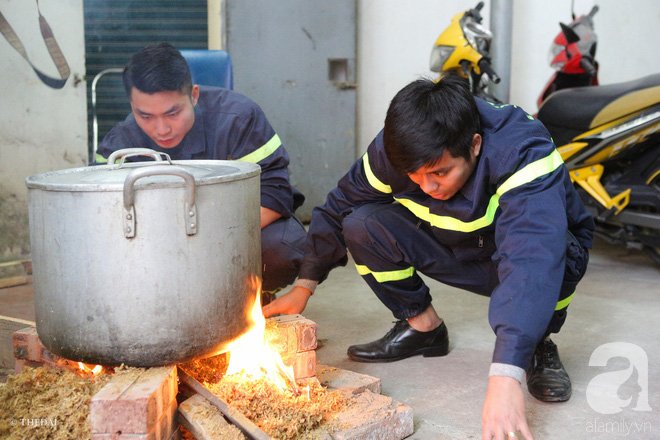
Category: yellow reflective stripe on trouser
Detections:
[
  {"x1": 363, "y1": 152, "x2": 392, "y2": 194},
  {"x1": 236, "y1": 134, "x2": 281, "y2": 163},
  {"x1": 355, "y1": 264, "x2": 415, "y2": 283},
  {"x1": 395, "y1": 149, "x2": 564, "y2": 232},
  {"x1": 95, "y1": 153, "x2": 108, "y2": 163},
  {"x1": 555, "y1": 291, "x2": 574, "y2": 311}
]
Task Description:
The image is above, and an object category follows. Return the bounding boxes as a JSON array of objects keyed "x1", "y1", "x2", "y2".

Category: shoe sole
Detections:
[
  {"x1": 530, "y1": 391, "x2": 572, "y2": 403},
  {"x1": 347, "y1": 344, "x2": 449, "y2": 363}
]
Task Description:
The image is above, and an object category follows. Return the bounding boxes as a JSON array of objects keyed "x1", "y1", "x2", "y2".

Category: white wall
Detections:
[
  {"x1": 357, "y1": 0, "x2": 660, "y2": 154},
  {"x1": 0, "y1": 0, "x2": 87, "y2": 260}
]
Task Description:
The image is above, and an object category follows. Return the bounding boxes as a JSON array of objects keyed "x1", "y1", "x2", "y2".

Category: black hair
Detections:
[
  {"x1": 122, "y1": 43, "x2": 192, "y2": 98},
  {"x1": 383, "y1": 73, "x2": 481, "y2": 174}
]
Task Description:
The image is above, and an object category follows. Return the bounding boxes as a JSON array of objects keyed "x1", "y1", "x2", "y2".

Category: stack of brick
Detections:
[
  {"x1": 90, "y1": 366, "x2": 179, "y2": 440},
  {"x1": 315, "y1": 365, "x2": 414, "y2": 440},
  {"x1": 264, "y1": 316, "x2": 413, "y2": 439},
  {"x1": 12, "y1": 316, "x2": 413, "y2": 439},
  {"x1": 264, "y1": 314, "x2": 317, "y2": 380},
  {"x1": 12, "y1": 326, "x2": 180, "y2": 440}
]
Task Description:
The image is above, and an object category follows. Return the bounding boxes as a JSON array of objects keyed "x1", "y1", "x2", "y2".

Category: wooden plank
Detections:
[
  {"x1": 0, "y1": 261, "x2": 28, "y2": 288},
  {"x1": 0, "y1": 315, "x2": 35, "y2": 369},
  {"x1": 177, "y1": 367, "x2": 272, "y2": 440},
  {"x1": 178, "y1": 394, "x2": 247, "y2": 440}
]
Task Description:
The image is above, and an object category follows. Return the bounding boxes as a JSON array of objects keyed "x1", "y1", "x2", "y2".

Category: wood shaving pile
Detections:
[
  {"x1": 205, "y1": 374, "x2": 348, "y2": 440},
  {"x1": 179, "y1": 352, "x2": 229, "y2": 385},
  {"x1": 0, "y1": 366, "x2": 112, "y2": 440}
]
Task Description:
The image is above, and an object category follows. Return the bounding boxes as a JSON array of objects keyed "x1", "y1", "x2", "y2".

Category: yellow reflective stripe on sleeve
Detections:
[
  {"x1": 496, "y1": 149, "x2": 564, "y2": 195},
  {"x1": 555, "y1": 291, "x2": 575, "y2": 311},
  {"x1": 95, "y1": 153, "x2": 108, "y2": 164},
  {"x1": 355, "y1": 264, "x2": 415, "y2": 283},
  {"x1": 236, "y1": 134, "x2": 281, "y2": 163},
  {"x1": 395, "y1": 149, "x2": 564, "y2": 232},
  {"x1": 363, "y1": 152, "x2": 392, "y2": 194}
]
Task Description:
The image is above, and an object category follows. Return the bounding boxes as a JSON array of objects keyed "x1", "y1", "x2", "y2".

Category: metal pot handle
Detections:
[
  {"x1": 108, "y1": 148, "x2": 172, "y2": 166},
  {"x1": 123, "y1": 165, "x2": 198, "y2": 238}
]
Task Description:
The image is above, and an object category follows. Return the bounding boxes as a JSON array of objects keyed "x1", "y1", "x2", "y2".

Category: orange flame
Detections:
[
  {"x1": 78, "y1": 362, "x2": 103, "y2": 375},
  {"x1": 224, "y1": 276, "x2": 298, "y2": 393}
]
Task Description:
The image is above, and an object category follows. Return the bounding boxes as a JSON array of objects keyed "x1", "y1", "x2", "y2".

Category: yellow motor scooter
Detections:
[
  {"x1": 430, "y1": 2, "x2": 660, "y2": 265},
  {"x1": 429, "y1": 1, "x2": 501, "y2": 103}
]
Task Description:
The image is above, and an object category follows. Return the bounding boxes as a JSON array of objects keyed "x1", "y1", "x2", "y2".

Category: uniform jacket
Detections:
[
  {"x1": 299, "y1": 98, "x2": 594, "y2": 368},
  {"x1": 98, "y1": 85, "x2": 298, "y2": 218}
]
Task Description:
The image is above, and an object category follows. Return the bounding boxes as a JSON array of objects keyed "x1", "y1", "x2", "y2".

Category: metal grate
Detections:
[{"x1": 83, "y1": 0, "x2": 208, "y2": 159}]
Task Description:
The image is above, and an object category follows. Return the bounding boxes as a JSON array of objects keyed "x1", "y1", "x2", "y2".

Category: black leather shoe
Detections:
[
  {"x1": 347, "y1": 320, "x2": 449, "y2": 363},
  {"x1": 526, "y1": 339, "x2": 572, "y2": 402}
]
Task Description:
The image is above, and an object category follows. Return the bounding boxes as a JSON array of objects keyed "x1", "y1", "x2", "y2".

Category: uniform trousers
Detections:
[
  {"x1": 261, "y1": 215, "x2": 307, "y2": 292},
  {"x1": 342, "y1": 203, "x2": 589, "y2": 337}
]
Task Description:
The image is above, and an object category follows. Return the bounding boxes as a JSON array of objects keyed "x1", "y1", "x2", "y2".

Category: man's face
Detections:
[
  {"x1": 407, "y1": 134, "x2": 482, "y2": 200},
  {"x1": 129, "y1": 85, "x2": 199, "y2": 149}
]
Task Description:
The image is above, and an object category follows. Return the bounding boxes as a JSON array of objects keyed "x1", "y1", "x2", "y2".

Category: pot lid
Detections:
[{"x1": 26, "y1": 160, "x2": 261, "y2": 192}]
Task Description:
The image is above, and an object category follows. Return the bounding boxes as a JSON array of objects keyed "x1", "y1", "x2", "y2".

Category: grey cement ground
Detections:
[{"x1": 302, "y1": 238, "x2": 660, "y2": 439}]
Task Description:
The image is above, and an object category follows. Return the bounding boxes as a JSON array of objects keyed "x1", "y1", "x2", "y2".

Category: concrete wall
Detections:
[
  {"x1": 0, "y1": 0, "x2": 88, "y2": 261},
  {"x1": 357, "y1": 0, "x2": 660, "y2": 154},
  {"x1": 1, "y1": 0, "x2": 658, "y2": 261}
]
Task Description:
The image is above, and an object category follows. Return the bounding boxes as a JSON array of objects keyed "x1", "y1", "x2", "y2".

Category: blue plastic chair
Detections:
[{"x1": 180, "y1": 49, "x2": 233, "y2": 90}]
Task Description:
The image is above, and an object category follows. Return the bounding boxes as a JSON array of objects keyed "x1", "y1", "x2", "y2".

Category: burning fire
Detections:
[
  {"x1": 78, "y1": 362, "x2": 103, "y2": 375},
  {"x1": 224, "y1": 276, "x2": 299, "y2": 394}
]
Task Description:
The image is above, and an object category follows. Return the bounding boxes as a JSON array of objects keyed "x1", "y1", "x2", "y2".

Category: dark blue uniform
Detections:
[
  {"x1": 98, "y1": 86, "x2": 306, "y2": 292},
  {"x1": 299, "y1": 99, "x2": 594, "y2": 369}
]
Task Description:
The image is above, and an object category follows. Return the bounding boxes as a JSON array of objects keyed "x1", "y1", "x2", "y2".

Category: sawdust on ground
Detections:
[
  {"x1": 182, "y1": 357, "x2": 349, "y2": 440},
  {"x1": 0, "y1": 366, "x2": 116, "y2": 440}
]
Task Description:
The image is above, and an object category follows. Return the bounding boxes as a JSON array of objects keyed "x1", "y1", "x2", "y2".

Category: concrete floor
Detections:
[
  {"x1": 1, "y1": 237, "x2": 658, "y2": 439},
  {"x1": 304, "y1": 237, "x2": 660, "y2": 439}
]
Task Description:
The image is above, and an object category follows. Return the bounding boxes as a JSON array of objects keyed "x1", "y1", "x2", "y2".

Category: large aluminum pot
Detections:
[{"x1": 25, "y1": 152, "x2": 261, "y2": 366}]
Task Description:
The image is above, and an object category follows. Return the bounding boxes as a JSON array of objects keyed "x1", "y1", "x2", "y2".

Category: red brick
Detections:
[
  {"x1": 14, "y1": 359, "x2": 42, "y2": 374},
  {"x1": 91, "y1": 401, "x2": 177, "y2": 440},
  {"x1": 158, "y1": 400, "x2": 178, "y2": 440},
  {"x1": 12, "y1": 327, "x2": 39, "y2": 361},
  {"x1": 265, "y1": 314, "x2": 317, "y2": 353},
  {"x1": 316, "y1": 364, "x2": 382, "y2": 396},
  {"x1": 12, "y1": 326, "x2": 70, "y2": 370},
  {"x1": 14, "y1": 354, "x2": 78, "y2": 375},
  {"x1": 90, "y1": 366, "x2": 177, "y2": 434},
  {"x1": 281, "y1": 350, "x2": 316, "y2": 380},
  {"x1": 328, "y1": 390, "x2": 414, "y2": 440}
]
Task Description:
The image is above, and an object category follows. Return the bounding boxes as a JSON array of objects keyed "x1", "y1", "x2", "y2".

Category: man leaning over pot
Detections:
[
  {"x1": 96, "y1": 42, "x2": 305, "y2": 298},
  {"x1": 263, "y1": 73, "x2": 594, "y2": 439}
]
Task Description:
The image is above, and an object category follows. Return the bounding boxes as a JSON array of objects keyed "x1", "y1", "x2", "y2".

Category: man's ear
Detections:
[
  {"x1": 471, "y1": 134, "x2": 482, "y2": 157},
  {"x1": 191, "y1": 85, "x2": 200, "y2": 106}
]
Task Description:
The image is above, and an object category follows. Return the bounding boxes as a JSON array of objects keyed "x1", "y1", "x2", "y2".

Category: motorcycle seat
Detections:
[{"x1": 538, "y1": 73, "x2": 660, "y2": 133}]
